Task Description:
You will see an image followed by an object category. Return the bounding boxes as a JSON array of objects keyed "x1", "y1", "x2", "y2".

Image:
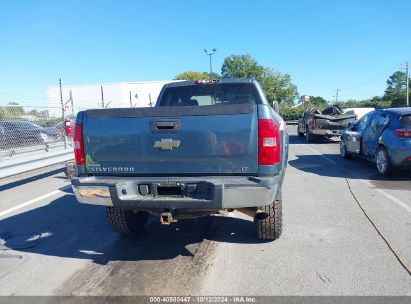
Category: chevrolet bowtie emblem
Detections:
[{"x1": 153, "y1": 139, "x2": 181, "y2": 150}]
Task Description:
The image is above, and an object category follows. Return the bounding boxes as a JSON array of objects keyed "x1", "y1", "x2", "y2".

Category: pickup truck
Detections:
[
  {"x1": 71, "y1": 79, "x2": 288, "y2": 240},
  {"x1": 297, "y1": 105, "x2": 357, "y2": 142}
]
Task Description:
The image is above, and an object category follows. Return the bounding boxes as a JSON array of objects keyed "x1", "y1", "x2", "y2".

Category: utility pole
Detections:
[
  {"x1": 204, "y1": 48, "x2": 217, "y2": 77},
  {"x1": 59, "y1": 78, "x2": 67, "y2": 149},
  {"x1": 406, "y1": 61, "x2": 409, "y2": 107},
  {"x1": 401, "y1": 61, "x2": 409, "y2": 107},
  {"x1": 69, "y1": 90, "x2": 74, "y2": 117},
  {"x1": 100, "y1": 85, "x2": 105, "y2": 108},
  {"x1": 335, "y1": 89, "x2": 340, "y2": 104}
]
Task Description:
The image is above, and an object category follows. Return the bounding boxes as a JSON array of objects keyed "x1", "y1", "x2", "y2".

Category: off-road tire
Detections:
[
  {"x1": 376, "y1": 146, "x2": 393, "y2": 176},
  {"x1": 106, "y1": 207, "x2": 149, "y2": 235},
  {"x1": 297, "y1": 126, "x2": 304, "y2": 137},
  {"x1": 255, "y1": 190, "x2": 282, "y2": 240}
]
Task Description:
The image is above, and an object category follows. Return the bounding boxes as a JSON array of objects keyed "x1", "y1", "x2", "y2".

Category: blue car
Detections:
[{"x1": 339, "y1": 107, "x2": 411, "y2": 175}]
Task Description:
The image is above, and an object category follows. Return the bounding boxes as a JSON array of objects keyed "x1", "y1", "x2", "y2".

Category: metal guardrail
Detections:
[{"x1": 0, "y1": 148, "x2": 74, "y2": 179}]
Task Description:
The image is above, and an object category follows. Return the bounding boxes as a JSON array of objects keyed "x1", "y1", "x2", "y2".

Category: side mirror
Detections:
[{"x1": 348, "y1": 122, "x2": 356, "y2": 130}]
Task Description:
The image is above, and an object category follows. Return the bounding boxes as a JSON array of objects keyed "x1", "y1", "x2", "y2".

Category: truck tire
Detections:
[
  {"x1": 376, "y1": 146, "x2": 393, "y2": 176},
  {"x1": 305, "y1": 126, "x2": 314, "y2": 143},
  {"x1": 106, "y1": 207, "x2": 149, "y2": 235},
  {"x1": 255, "y1": 190, "x2": 282, "y2": 240},
  {"x1": 339, "y1": 139, "x2": 351, "y2": 159},
  {"x1": 297, "y1": 125, "x2": 304, "y2": 137}
]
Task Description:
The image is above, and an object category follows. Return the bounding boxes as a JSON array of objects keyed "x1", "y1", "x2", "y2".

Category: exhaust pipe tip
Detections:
[{"x1": 236, "y1": 208, "x2": 269, "y2": 219}]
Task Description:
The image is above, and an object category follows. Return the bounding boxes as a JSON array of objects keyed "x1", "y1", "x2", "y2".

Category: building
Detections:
[{"x1": 46, "y1": 80, "x2": 180, "y2": 117}]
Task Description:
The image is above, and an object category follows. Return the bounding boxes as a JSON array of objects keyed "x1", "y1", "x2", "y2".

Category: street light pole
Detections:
[{"x1": 204, "y1": 48, "x2": 217, "y2": 77}]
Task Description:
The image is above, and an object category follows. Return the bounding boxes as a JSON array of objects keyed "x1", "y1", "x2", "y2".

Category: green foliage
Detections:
[
  {"x1": 174, "y1": 71, "x2": 221, "y2": 80},
  {"x1": 221, "y1": 54, "x2": 298, "y2": 105},
  {"x1": 384, "y1": 71, "x2": 409, "y2": 107},
  {"x1": 221, "y1": 54, "x2": 264, "y2": 79},
  {"x1": 279, "y1": 105, "x2": 304, "y2": 121},
  {"x1": 3, "y1": 102, "x2": 25, "y2": 118},
  {"x1": 0, "y1": 107, "x2": 10, "y2": 119},
  {"x1": 36, "y1": 118, "x2": 61, "y2": 127},
  {"x1": 335, "y1": 99, "x2": 392, "y2": 109}
]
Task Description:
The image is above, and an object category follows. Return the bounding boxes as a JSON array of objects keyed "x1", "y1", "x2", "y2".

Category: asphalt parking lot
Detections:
[{"x1": 0, "y1": 125, "x2": 410, "y2": 296}]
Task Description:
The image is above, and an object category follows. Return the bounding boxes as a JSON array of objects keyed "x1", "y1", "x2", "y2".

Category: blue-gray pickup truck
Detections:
[{"x1": 71, "y1": 79, "x2": 288, "y2": 240}]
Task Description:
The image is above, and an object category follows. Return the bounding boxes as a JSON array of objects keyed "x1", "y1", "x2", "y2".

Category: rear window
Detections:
[
  {"x1": 399, "y1": 115, "x2": 411, "y2": 127},
  {"x1": 159, "y1": 83, "x2": 261, "y2": 106}
]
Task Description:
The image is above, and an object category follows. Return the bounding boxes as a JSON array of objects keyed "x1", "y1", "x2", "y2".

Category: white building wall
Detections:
[{"x1": 46, "y1": 80, "x2": 179, "y2": 117}]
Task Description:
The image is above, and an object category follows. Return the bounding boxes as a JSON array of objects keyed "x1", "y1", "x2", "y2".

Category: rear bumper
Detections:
[
  {"x1": 311, "y1": 128, "x2": 342, "y2": 136},
  {"x1": 71, "y1": 175, "x2": 280, "y2": 210},
  {"x1": 389, "y1": 147, "x2": 411, "y2": 168}
]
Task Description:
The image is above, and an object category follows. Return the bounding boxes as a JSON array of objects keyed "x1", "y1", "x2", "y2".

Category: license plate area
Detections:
[
  {"x1": 115, "y1": 181, "x2": 214, "y2": 201},
  {"x1": 156, "y1": 185, "x2": 183, "y2": 197}
]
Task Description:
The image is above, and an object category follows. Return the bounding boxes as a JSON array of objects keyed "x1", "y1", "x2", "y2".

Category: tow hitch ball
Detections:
[{"x1": 160, "y1": 212, "x2": 177, "y2": 225}]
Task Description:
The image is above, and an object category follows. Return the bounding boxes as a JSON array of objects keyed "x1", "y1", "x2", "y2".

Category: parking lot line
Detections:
[
  {"x1": 303, "y1": 142, "x2": 411, "y2": 214},
  {"x1": 303, "y1": 144, "x2": 338, "y2": 164},
  {"x1": 0, "y1": 185, "x2": 71, "y2": 218},
  {"x1": 374, "y1": 188, "x2": 411, "y2": 213}
]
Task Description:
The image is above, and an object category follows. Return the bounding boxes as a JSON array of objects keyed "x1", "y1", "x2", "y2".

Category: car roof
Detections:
[
  {"x1": 384, "y1": 107, "x2": 411, "y2": 115},
  {"x1": 163, "y1": 78, "x2": 254, "y2": 88}
]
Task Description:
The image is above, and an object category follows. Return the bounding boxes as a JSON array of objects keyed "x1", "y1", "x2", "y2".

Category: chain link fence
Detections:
[
  {"x1": 1, "y1": 81, "x2": 164, "y2": 162},
  {"x1": 0, "y1": 104, "x2": 71, "y2": 160}
]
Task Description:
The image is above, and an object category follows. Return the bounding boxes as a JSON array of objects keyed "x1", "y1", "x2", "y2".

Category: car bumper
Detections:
[
  {"x1": 311, "y1": 129, "x2": 342, "y2": 136},
  {"x1": 389, "y1": 145, "x2": 411, "y2": 168},
  {"x1": 71, "y1": 175, "x2": 280, "y2": 210}
]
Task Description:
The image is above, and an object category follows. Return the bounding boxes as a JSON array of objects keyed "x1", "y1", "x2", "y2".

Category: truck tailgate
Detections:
[
  {"x1": 82, "y1": 104, "x2": 258, "y2": 176},
  {"x1": 315, "y1": 114, "x2": 357, "y2": 130}
]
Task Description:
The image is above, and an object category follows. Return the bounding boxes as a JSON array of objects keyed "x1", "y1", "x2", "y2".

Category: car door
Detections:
[
  {"x1": 362, "y1": 111, "x2": 389, "y2": 159},
  {"x1": 345, "y1": 112, "x2": 372, "y2": 153}
]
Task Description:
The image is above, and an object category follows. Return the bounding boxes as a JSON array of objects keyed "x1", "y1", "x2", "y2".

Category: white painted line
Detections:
[
  {"x1": 0, "y1": 185, "x2": 72, "y2": 218},
  {"x1": 301, "y1": 141, "x2": 411, "y2": 214},
  {"x1": 303, "y1": 144, "x2": 338, "y2": 164},
  {"x1": 375, "y1": 188, "x2": 411, "y2": 213}
]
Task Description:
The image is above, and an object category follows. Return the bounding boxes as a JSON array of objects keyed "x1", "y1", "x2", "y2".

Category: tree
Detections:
[
  {"x1": 221, "y1": 54, "x2": 264, "y2": 79},
  {"x1": 221, "y1": 54, "x2": 298, "y2": 104},
  {"x1": 384, "y1": 71, "x2": 409, "y2": 106},
  {"x1": 174, "y1": 71, "x2": 221, "y2": 80},
  {"x1": 5, "y1": 102, "x2": 25, "y2": 118}
]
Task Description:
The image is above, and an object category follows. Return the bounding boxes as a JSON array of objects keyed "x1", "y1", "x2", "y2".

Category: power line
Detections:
[{"x1": 340, "y1": 64, "x2": 399, "y2": 91}]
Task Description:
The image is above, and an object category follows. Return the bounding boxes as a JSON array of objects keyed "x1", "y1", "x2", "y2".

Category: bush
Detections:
[{"x1": 279, "y1": 106, "x2": 304, "y2": 121}]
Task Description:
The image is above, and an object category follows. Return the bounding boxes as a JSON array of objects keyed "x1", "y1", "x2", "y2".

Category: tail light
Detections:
[
  {"x1": 394, "y1": 129, "x2": 411, "y2": 138},
  {"x1": 73, "y1": 124, "x2": 85, "y2": 166},
  {"x1": 258, "y1": 119, "x2": 281, "y2": 165},
  {"x1": 311, "y1": 118, "x2": 317, "y2": 127}
]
